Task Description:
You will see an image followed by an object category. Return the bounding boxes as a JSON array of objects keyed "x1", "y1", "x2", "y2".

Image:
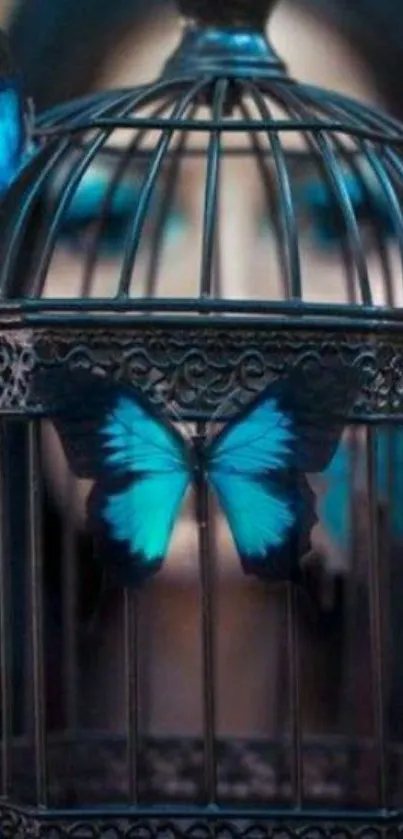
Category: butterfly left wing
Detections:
[
  {"x1": 206, "y1": 365, "x2": 358, "y2": 580},
  {"x1": 89, "y1": 468, "x2": 190, "y2": 585},
  {"x1": 34, "y1": 368, "x2": 191, "y2": 584},
  {"x1": 96, "y1": 385, "x2": 192, "y2": 583}
]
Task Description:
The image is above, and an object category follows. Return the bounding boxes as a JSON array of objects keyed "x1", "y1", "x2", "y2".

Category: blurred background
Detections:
[{"x1": 0, "y1": 0, "x2": 11, "y2": 23}]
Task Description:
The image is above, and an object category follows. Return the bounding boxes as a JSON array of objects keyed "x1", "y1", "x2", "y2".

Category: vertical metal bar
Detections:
[
  {"x1": 377, "y1": 237, "x2": 394, "y2": 307},
  {"x1": 240, "y1": 81, "x2": 302, "y2": 300},
  {"x1": 0, "y1": 420, "x2": 12, "y2": 797},
  {"x1": 212, "y1": 207, "x2": 222, "y2": 299},
  {"x1": 118, "y1": 79, "x2": 209, "y2": 297},
  {"x1": 301, "y1": 86, "x2": 403, "y2": 290},
  {"x1": 200, "y1": 79, "x2": 228, "y2": 298},
  {"x1": 342, "y1": 429, "x2": 361, "y2": 797},
  {"x1": 124, "y1": 587, "x2": 140, "y2": 803},
  {"x1": 271, "y1": 83, "x2": 371, "y2": 304},
  {"x1": 366, "y1": 427, "x2": 388, "y2": 809},
  {"x1": 31, "y1": 86, "x2": 186, "y2": 298},
  {"x1": 287, "y1": 582, "x2": 302, "y2": 808},
  {"x1": 82, "y1": 98, "x2": 180, "y2": 298},
  {"x1": 145, "y1": 118, "x2": 194, "y2": 298},
  {"x1": 197, "y1": 426, "x2": 216, "y2": 804},
  {"x1": 239, "y1": 97, "x2": 290, "y2": 302},
  {"x1": 62, "y1": 475, "x2": 78, "y2": 731},
  {"x1": 27, "y1": 421, "x2": 48, "y2": 807}
]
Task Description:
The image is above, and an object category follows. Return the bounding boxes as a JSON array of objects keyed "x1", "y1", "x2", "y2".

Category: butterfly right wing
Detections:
[
  {"x1": 206, "y1": 391, "x2": 314, "y2": 580},
  {"x1": 35, "y1": 369, "x2": 191, "y2": 583},
  {"x1": 205, "y1": 362, "x2": 359, "y2": 581}
]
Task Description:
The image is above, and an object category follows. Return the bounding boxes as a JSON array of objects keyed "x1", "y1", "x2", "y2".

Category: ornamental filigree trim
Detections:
[
  {"x1": 0, "y1": 329, "x2": 36, "y2": 411},
  {"x1": 0, "y1": 324, "x2": 403, "y2": 417},
  {"x1": 0, "y1": 806, "x2": 401, "y2": 839}
]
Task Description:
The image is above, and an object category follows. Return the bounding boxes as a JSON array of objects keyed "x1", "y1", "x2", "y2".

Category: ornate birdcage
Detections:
[{"x1": 1, "y1": 0, "x2": 403, "y2": 836}]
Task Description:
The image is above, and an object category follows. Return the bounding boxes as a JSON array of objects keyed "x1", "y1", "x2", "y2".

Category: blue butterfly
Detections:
[
  {"x1": 0, "y1": 29, "x2": 32, "y2": 194},
  {"x1": 35, "y1": 366, "x2": 357, "y2": 586},
  {"x1": 0, "y1": 76, "x2": 31, "y2": 193}
]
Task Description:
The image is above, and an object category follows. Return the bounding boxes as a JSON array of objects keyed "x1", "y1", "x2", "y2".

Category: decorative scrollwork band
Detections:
[
  {"x1": 0, "y1": 323, "x2": 401, "y2": 420},
  {"x1": 0, "y1": 804, "x2": 401, "y2": 839}
]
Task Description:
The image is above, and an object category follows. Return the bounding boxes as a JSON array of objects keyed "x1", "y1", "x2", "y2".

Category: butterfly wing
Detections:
[
  {"x1": 35, "y1": 369, "x2": 191, "y2": 584},
  {"x1": 0, "y1": 33, "x2": 35, "y2": 193},
  {"x1": 206, "y1": 363, "x2": 357, "y2": 579},
  {"x1": 88, "y1": 469, "x2": 190, "y2": 585},
  {"x1": 0, "y1": 78, "x2": 26, "y2": 192},
  {"x1": 34, "y1": 368, "x2": 125, "y2": 479}
]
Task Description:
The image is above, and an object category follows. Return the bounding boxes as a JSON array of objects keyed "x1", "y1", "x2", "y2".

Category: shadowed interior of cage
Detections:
[
  {"x1": 0, "y1": 75, "x2": 403, "y2": 817},
  {"x1": 0, "y1": 417, "x2": 402, "y2": 811}
]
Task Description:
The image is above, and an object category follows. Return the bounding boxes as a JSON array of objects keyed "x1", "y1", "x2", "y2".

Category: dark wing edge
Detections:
[
  {"x1": 276, "y1": 360, "x2": 361, "y2": 474},
  {"x1": 86, "y1": 476, "x2": 164, "y2": 586},
  {"x1": 209, "y1": 466, "x2": 317, "y2": 583},
  {"x1": 87, "y1": 470, "x2": 190, "y2": 587},
  {"x1": 242, "y1": 472, "x2": 317, "y2": 583},
  {"x1": 32, "y1": 367, "x2": 185, "y2": 479}
]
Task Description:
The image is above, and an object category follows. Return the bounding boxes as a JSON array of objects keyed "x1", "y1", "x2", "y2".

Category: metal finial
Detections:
[
  {"x1": 177, "y1": 0, "x2": 278, "y2": 29},
  {"x1": 165, "y1": 0, "x2": 284, "y2": 80}
]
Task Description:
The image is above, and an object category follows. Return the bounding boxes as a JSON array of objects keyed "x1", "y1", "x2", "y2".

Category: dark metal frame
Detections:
[
  {"x1": 1, "y1": 0, "x2": 403, "y2": 834},
  {"x1": 0, "y1": 318, "x2": 401, "y2": 421}
]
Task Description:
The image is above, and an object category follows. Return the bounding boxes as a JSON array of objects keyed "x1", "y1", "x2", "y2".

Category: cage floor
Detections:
[{"x1": 5, "y1": 733, "x2": 403, "y2": 809}]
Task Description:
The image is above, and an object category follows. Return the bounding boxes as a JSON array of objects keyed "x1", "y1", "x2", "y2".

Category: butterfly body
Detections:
[
  {"x1": 187, "y1": 432, "x2": 206, "y2": 485},
  {"x1": 36, "y1": 365, "x2": 358, "y2": 587}
]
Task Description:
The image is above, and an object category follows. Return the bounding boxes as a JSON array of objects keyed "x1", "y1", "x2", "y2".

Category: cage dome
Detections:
[
  {"x1": 1, "y1": 0, "x2": 403, "y2": 836},
  {"x1": 0, "y1": 0, "x2": 402, "y2": 418},
  {"x1": 4, "y1": 0, "x2": 403, "y2": 312}
]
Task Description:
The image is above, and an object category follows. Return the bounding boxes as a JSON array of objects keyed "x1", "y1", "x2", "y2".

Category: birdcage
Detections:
[{"x1": 1, "y1": 0, "x2": 403, "y2": 835}]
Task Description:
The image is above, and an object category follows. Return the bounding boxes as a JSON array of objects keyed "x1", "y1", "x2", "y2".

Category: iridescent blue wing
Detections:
[
  {"x1": 90, "y1": 388, "x2": 190, "y2": 583},
  {"x1": 34, "y1": 369, "x2": 191, "y2": 584},
  {"x1": 0, "y1": 33, "x2": 34, "y2": 193},
  {"x1": 0, "y1": 77, "x2": 26, "y2": 193},
  {"x1": 206, "y1": 364, "x2": 357, "y2": 580}
]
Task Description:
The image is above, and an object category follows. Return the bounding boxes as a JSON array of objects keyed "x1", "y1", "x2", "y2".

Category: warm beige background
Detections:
[{"x1": 0, "y1": 0, "x2": 12, "y2": 24}]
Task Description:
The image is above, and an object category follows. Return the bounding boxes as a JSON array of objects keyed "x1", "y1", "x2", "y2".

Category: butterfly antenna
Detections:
[
  {"x1": 205, "y1": 387, "x2": 242, "y2": 444},
  {"x1": 167, "y1": 399, "x2": 193, "y2": 443},
  {"x1": 162, "y1": 384, "x2": 241, "y2": 443}
]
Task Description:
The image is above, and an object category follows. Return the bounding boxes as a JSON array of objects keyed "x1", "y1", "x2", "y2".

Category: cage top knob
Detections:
[
  {"x1": 165, "y1": 0, "x2": 284, "y2": 79},
  {"x1": 177, "y1": 0, "x2": 278, "y2": 29}
]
